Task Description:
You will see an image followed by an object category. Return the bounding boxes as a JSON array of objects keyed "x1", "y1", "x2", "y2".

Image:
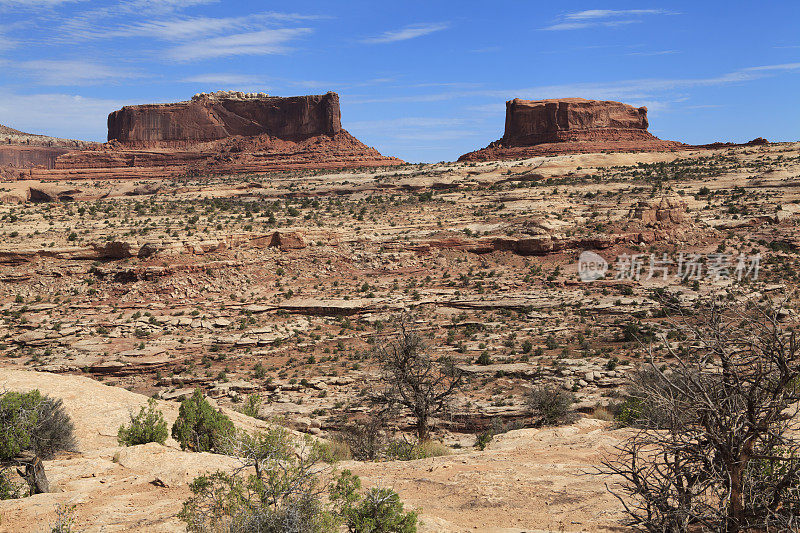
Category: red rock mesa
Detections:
[
  {"x1": 459, "y1": 97, "x2": 684, "y2": 161},
  {"x1": 14, "y1": 91, "x2": 399, "y2": 180}
]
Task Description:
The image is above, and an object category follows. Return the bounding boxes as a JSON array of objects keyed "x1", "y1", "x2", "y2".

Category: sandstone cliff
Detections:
[
  {"x1": 108, "y1": 91, "x2": 342, "y2": 147},
  {"x1": 45, "y1": 91, "x2": 400, "y2": 178},
  {"x1": 460, "y1": 97, "x2": 684, "y2": 161}
]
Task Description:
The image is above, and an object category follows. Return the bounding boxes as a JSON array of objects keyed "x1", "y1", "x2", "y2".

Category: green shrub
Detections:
[
  {"x1": 238, "y1": 393, "x2": 261, "y2": 419},
  {"x1": 171, "y1": 389, "x2": 234, "y2": 452},
  {"x1": 331, "y1": 470, "x2": 417, "y2": 533},
  {"x1": 118, "y1": 398, "x2": 168, "y2": 446},
  {"x1": 473, "y1": 431, "x2": 494, "y2": 451},
  {"x1": 49, "y1": 504, "x2": 78, "y2": 533},
  {"x1": 0, "y1": 469, "x2": 24, "y2": 500},
  {"x1": 180, "y1": 429, "x2": 337, "y2": 533},
  {"x1": 475, "y1": 352, "x2": 492, "y2": 365},
  {"x1": 0, "y1": 390, "x2": 75, "y2": 461},
  {"x1": 528, "y1": 386, "x2": 576, "y2": 426}
]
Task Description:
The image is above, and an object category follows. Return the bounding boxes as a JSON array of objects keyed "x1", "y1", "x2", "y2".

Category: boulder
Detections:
[
  {"x1": 269, "y1": 231, "x2": 307, "y2": 251},
  {"x1": 629, "y1": 196, "x2": 687, "y2": 226},
  {"x1": 92, "y1": 241, "x2": 134, "y2": 259}
]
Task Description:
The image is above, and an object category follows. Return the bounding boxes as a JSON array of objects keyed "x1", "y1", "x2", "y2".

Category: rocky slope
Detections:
[
  {"x1": 460, "y1": 98, "x2": 684, "y2": 161},
  {"x1": 0, "y1": 370, "x2": 627, "y2": 532}
]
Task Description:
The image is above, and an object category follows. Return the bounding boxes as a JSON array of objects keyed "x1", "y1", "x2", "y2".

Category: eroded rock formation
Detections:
[
  {"x1": 107, "y1": 91, "x2": 342, "y2": 147},
  {"x1": 459, "y1": 98, "x2": 684, "y2": 161},
  {"x1": 0, "y1": 123, "x2": 97, "y2": 172},
  {"x1": 40, "y1": 91, "x2": 400, "y2": 179}
]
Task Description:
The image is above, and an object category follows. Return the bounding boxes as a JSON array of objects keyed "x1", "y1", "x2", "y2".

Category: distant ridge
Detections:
[{"x1": 0, "y1": 124, "x2": 30, "y2": 136}]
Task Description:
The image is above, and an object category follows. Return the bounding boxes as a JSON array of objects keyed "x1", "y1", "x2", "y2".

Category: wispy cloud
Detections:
[
  {"x1": 122, "y1": 0, "x2": 218, "y2": 12},
  {"x1": 16, "y1": 59, "x2": 141, "y2": 85},
  {"x1": 565, "y1": 9, "x2": 674, "y2": 20},
  {"x1": 0, "y1": 0, "x2": 85, "y2": 8},
  {"x1": 347, "y1": 117, "x2": 482, "y2": 145},
  {"x1": 543, "y1": 20, "x2": 639, "y2": 31},
  {"x1": 542, "y1": 8, "x2": 677, "y2": 31},
  {"x1": 167, "y1": 28, "x2": 313, "y2": 61},
  {"x1": 627, "y1": 50, "x2": 679, "y2": 56},
  {"x1": 347, "y1": 62, "x2": 800, "y2": 105},
  {"x1": 361, "y1": 22, "x2": 449, "y2": 44},
  {"x1": 744, "y1": 62, "x2": 800, "y2": 72},
  {"x1": 0, "y1": 27, "x2": 16, "y2": 52},
  {"x1": 182, "y1": 73, "x2": 268, "y2": 86},
  {"x1": 62, "y1": 12, "x2": 325, "y2": 41}
]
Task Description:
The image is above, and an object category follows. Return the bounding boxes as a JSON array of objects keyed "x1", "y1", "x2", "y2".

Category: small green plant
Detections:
[
  {"x1": 171, "y1": 389, "x2": 234, "y2": 452},
  {"x1": 331, "y1": 470, "x2": 418, "y2": 533},
  {"x1": 313, "y1": 438, "x2": 352, "y2": 463},
  {"x1": 50, "y1": 503, "x2": 78, "y2": 533},
  {"x1": 239, "y1": 393, "x2": 262, "y2": 419},
  {"x1": 0, "y1": 469, "x2": 24, "y2": 500},
  {"x1": 528, "y1": 386, "x2": 576, "y2": 426},
  {"x1": 117, "y1": 398, "x2": 168, "y2": 446},
  {"x1": 475, "y1": 352, "x2": 492, "y2": 365},
  {"x1": 385, "y1": 440, "x2": 450, "y2": 461},
  {"x1": 473, "y1": 431, "x2": 494, "y2": 451}
]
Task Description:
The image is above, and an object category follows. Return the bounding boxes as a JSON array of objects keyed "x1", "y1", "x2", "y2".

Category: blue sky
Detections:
[{"x1": 0, "y1": 0, "x2": 798, "y2": 162}]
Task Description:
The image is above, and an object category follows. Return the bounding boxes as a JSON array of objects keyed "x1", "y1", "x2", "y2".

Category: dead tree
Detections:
[
  {"x1": 373, "y1": 315, "x2": 463, "y2": 442},
  {"x1": 602, "y1": 296, "x2": 800, "y2": 532},
  {"x1": 16, "y1": 454, "x2": 49, "y2": 495}
]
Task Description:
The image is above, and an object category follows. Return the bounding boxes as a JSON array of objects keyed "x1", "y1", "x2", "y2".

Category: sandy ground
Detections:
[{"x1": 0, "y1": 370, "x2": 630, "y2": 532}]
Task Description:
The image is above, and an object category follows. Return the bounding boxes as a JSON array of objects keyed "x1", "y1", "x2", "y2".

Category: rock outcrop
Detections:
[
  {"x1": 0, "y1": 123, "x2": 97, "y2": 171},
  {"x1": 459, "y1": 98, "x2": 684, "y2": 161},
  {"x1": 42, "y1": 91, "x2": 400, "y2": 179},
  {"x1": 107, "y1": 91, "x2": 342, "y2": 147},
  {"x1": 629, "y1": 196, "x2": 688, "y2": 226}
]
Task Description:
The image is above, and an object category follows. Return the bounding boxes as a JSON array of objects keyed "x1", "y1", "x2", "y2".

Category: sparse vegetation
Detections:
[
  {"x1": 527, "y1": 386, "x2": 575, "y2": 426},
  {"x1": 0, "y1": 390, "x2": 75, "y2": 461},
  {"x1": 604, "y1": 300, "x2": 800, "y2": 532},
  {"x1": 117, "y1": 398, "x2": 168, "y2": 446},
  {"x1": 171, "y1": 389, "x2": 234, "y2": 453}
]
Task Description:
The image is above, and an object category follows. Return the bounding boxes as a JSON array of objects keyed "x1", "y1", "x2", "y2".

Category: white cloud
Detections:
[
  {"x1": 122, "y1": 0, "x2": 218, "y2": 12},
  {"x1": 0, "y1": 0, "x2": 84, "y2": 7},
  {"x1": 167, "y1": 28, "x2": 313, "y2": 61},
  {"x1": 347, "y1": 63, "x2": 798, "y2": 105},
  {"x1": 347, "y1": 116, "x2": 482, "y2": 147},
  {"x1": 0, "y1": 29, "x2": 16, "y2": 52},
  {"x1": 63, "y1": 12, "x2": 325, "y2": 42},
  {"x1": 16, "y1": 59, "x2": 140, "y2": 85},
  {"x1": 744, "y1": 62, "x2": 800, "y2": 72},
  {"x1": 565, "y1": 9, "x2": 673, "y2": 20},
  {"x1": 0, "y1": 91, "x2": 128, "y2": 140},
  {"x1": 542, "y1": 8, "x2": 677, "y2": 31},
  {"x1": 543, "y1": 20, "x2": 640, "y2": 31},
  {"x1": 627, "y1": 50, "x2": 679, "y2": 56},
  {"x1": 361, "y1": 22, "x2": 449, "y2": 44}
]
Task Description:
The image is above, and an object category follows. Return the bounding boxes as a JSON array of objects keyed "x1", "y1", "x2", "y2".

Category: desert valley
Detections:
[
  {"x1": 0, "y1": 3, "x2": 799, "y2": 532},
  {"x1": 0, "y1": 86, "x2": 798, "y2": 532}
]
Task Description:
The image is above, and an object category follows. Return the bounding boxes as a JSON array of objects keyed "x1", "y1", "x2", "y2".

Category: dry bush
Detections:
[{"x1": 603, "y1": 297, "x2": 800, "y2": 532}]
